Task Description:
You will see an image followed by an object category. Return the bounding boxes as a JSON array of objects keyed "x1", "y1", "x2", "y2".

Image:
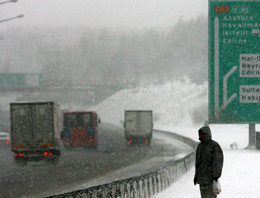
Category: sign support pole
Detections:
[{"x1": 246, "y1": 124, "x2": 256, "y2": 149}]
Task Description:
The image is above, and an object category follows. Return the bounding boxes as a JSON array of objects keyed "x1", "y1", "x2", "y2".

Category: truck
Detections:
[
  {"x1": 10, "y1": 102, "x2": 61, "y2": 165},
  {"x1": 124, "y1": 110, "x2": 153, "y2": 145},
  {"x1": 61, "y1": 111, "x2": 100, "y2": 149}
]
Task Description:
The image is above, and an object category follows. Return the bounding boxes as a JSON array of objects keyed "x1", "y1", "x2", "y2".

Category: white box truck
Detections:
[
  {"x1": 124, "y1": 110, "x2": 153, "y2": 145},
  {"x1": 10, "y1": 102, "x2": 61, "y2": 165}
]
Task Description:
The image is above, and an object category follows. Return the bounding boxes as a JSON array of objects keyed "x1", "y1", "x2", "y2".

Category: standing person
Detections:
[{"x1": 194, "y1": 126, "x2": 224, "y2": 198}]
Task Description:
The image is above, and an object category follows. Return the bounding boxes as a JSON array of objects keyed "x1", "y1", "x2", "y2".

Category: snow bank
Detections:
[{"x1": 90, "y1": 79, "x2": 208, "y2": 127}]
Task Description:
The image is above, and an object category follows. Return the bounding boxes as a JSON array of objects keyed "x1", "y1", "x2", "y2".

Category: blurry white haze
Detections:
[
  {"x1": 1, "y1": 0, "x2": 260, "y2": 198},
  {"x1": 2, "y1": 0, "x2": 208, "y2": 30}
]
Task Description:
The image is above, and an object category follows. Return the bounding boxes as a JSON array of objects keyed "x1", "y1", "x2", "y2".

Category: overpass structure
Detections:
[
  {"x1": 0, "y1": 83, "x2": 129, "y2": 131},
  {"x1": 0, "y1": 83, "x2": 129, "y2": 92}
]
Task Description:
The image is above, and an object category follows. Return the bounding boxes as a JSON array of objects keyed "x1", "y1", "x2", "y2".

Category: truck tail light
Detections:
[
  {"x1": 15, "y1": 153, "x2": 23, "y2": 157},
  {"x1": 14, "y1": 144, "x2": 25, "y2": 148},
  {"x1": 42, "y1": 143, "x2": 53, "y2": 147}
]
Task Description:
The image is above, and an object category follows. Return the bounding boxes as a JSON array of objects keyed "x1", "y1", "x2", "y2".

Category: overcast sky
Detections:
[{"x1": 1, "y1": 0, "x2": 208, "y2": 30}]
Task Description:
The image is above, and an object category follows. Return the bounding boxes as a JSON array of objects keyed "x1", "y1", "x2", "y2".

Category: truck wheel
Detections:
[
  {"x1": 64, "y1": 145, "x2": 72, "y2": 151},
  {"x1": 15, "y1": 159, "x2": 27, "y2": 166},
  {"x1": 146, "y1": 139, "x2": 151, "y2": 146},
  {"x1": 93, "y1": 142, "x2": 98, "y2": 149},
  {"x1": 91, "y1": 145, "x2": 98, "y2": 150},
  {"x1": 47, "y1": 157, "x2": 59, "y2": 166},
  {"x1": 126, "y1": 141, "x2": 133, "y2": 147}
]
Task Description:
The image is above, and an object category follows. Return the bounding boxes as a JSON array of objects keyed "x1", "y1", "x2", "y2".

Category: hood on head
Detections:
[{"x1": 198, "y1": 126, "x2": 212, "y2": 142}]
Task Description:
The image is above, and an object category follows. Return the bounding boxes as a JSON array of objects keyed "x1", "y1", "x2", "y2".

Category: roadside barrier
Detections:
[{"x1": 46, "y1": 130, "x2": 198, "y2": 198}]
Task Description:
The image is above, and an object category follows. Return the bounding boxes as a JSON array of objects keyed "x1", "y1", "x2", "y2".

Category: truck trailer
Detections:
[
  {"x1": 124, "y1": 110, "x2": 153, "y2": 145},
  {"x1": 10, "y1": 102, "x2": 61, "y2": 165}
]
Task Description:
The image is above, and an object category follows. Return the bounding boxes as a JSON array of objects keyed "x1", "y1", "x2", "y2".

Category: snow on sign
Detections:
[{"x1": 209, "y1": 0, "x2": 260, "y2": 124}]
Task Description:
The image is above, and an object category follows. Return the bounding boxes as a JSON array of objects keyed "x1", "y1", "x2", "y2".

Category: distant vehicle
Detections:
[
  {"x1": 0, "y1": 132, "x2": 11, "y2": 148},
  {"x1": 124, "y1": 110, "x2": 153, "y2": 145},
  {"x1": 61, "y1": 111, "x2": 100, "y2": 149},
  {"x1": 10, "y1": 102, "x2": 61, "y2": 165}
]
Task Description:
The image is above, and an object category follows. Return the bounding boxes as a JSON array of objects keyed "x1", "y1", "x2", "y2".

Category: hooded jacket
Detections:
[{"x1": 195, "y1": 126, "x2": 224, "y2": 186}]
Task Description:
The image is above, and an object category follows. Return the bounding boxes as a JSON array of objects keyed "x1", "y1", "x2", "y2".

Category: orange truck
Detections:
[{"x1": 61, "y1": 111, "x2": 100, "y2": 149}]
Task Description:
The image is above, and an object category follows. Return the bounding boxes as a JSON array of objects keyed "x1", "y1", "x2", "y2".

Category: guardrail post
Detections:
[
  {"x1": 130, "y1": 182, "x2": 134, "y2": 198},
  {"x1": 162, "y1": 171, "x2": 167, "y2": 190},
  {"x1": 143, "y1": 178, "x2": 148, "y2": 198},
  {"x1": 120, "y1": 183, "x2": 125, "y2": 198},
  {"x1": 148, "y1": 176, "x2": 153, "y2": 197},
  {"x1": 171, "y1": 165, "x2": 175, "y2": 184},
  {"x1": 102, "y1": 186, "x2": 108, "y2": 198},
  {"x1": 127, "y1": 183, "x2": 131, "y2": 198},
  {"x1": 177, "y1": 163, "x2": 181, "y2": 180},
  {"x1": 153, "y1": 175, "x2": 158, "y2": 195},
  {"x1": 165, "y1": 170, "x2": 169, "y2": 190},
  {"x1": 138, "y1": 179, "x2": 143, "y2": 198},
  {"x1": 133, "y1": 181, "x2": 137, "y2": 198},
  {"x1": 112, "y1": 185, "x2": 117, "y2": 197},
  {"x1": 92, "y1": 189, "x2": 98, "y2": 198},
  {"x1": 157, "y1": 174, "x2": 162, "y2": 193},
  {"x1": 166, "y1": 169, "x2": 171, "y2": 188},
  {"x1": 79, "y1": 193, "x2": 88, "y2": 198},
  {"x1": 183, "y1": 161, "x2": 186, "y2": 174}
]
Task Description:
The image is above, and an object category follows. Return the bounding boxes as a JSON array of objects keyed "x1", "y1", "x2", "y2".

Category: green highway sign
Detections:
[
  {"x1": 0, "y1": 73, "x2": 43, "y2": 89},
  {"x1": 209, "y1": 0, "x2": 260, "y2": 123}
]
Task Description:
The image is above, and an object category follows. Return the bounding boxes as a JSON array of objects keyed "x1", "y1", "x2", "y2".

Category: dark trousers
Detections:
[{"x1": 199, "y1": 183, "x2": 217, "y2": 198}]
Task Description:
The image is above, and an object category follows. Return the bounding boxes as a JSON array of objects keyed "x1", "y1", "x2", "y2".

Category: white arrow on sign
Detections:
[
  {"x1": 214, "y1": 17, "x2": 237, "y2": 119},
  {"x1": 221, "y1": 66, "x2": 237, "y2": 111}
]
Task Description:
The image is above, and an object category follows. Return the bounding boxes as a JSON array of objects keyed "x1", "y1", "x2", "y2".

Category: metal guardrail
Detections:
[
  {"x1": 45, "y1": 130, "x2": 198, "y2": 198},
  {"x1": 154, "y1": 130, "x2": 198, "y2": 150}
]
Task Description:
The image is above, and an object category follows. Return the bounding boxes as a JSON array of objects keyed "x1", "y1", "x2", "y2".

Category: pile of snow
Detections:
[{"x1": 90, "y1": 78, "x2": 208, "y2": 127}]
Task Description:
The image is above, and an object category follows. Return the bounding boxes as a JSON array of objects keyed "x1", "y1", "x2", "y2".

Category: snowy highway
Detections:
[{"x1": 0, "y1": 124, "x2": 193, "y2": 198}]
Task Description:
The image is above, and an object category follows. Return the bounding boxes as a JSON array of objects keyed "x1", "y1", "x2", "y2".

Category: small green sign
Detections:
[
  {"x1": 0, "y1": 73, "x2": 43, "y2": 88},
  {"x1": 209, "y1": 0, "x2": 260, "y2": 123}
]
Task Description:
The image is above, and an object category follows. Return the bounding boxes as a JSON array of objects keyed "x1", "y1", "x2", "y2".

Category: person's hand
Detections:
[
  {"x1": 213, "y1": 177, "x2": 219, "y2": 181},
  {"x1": 193, "y1": 176, "x2": 198, "y2": 185}
]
